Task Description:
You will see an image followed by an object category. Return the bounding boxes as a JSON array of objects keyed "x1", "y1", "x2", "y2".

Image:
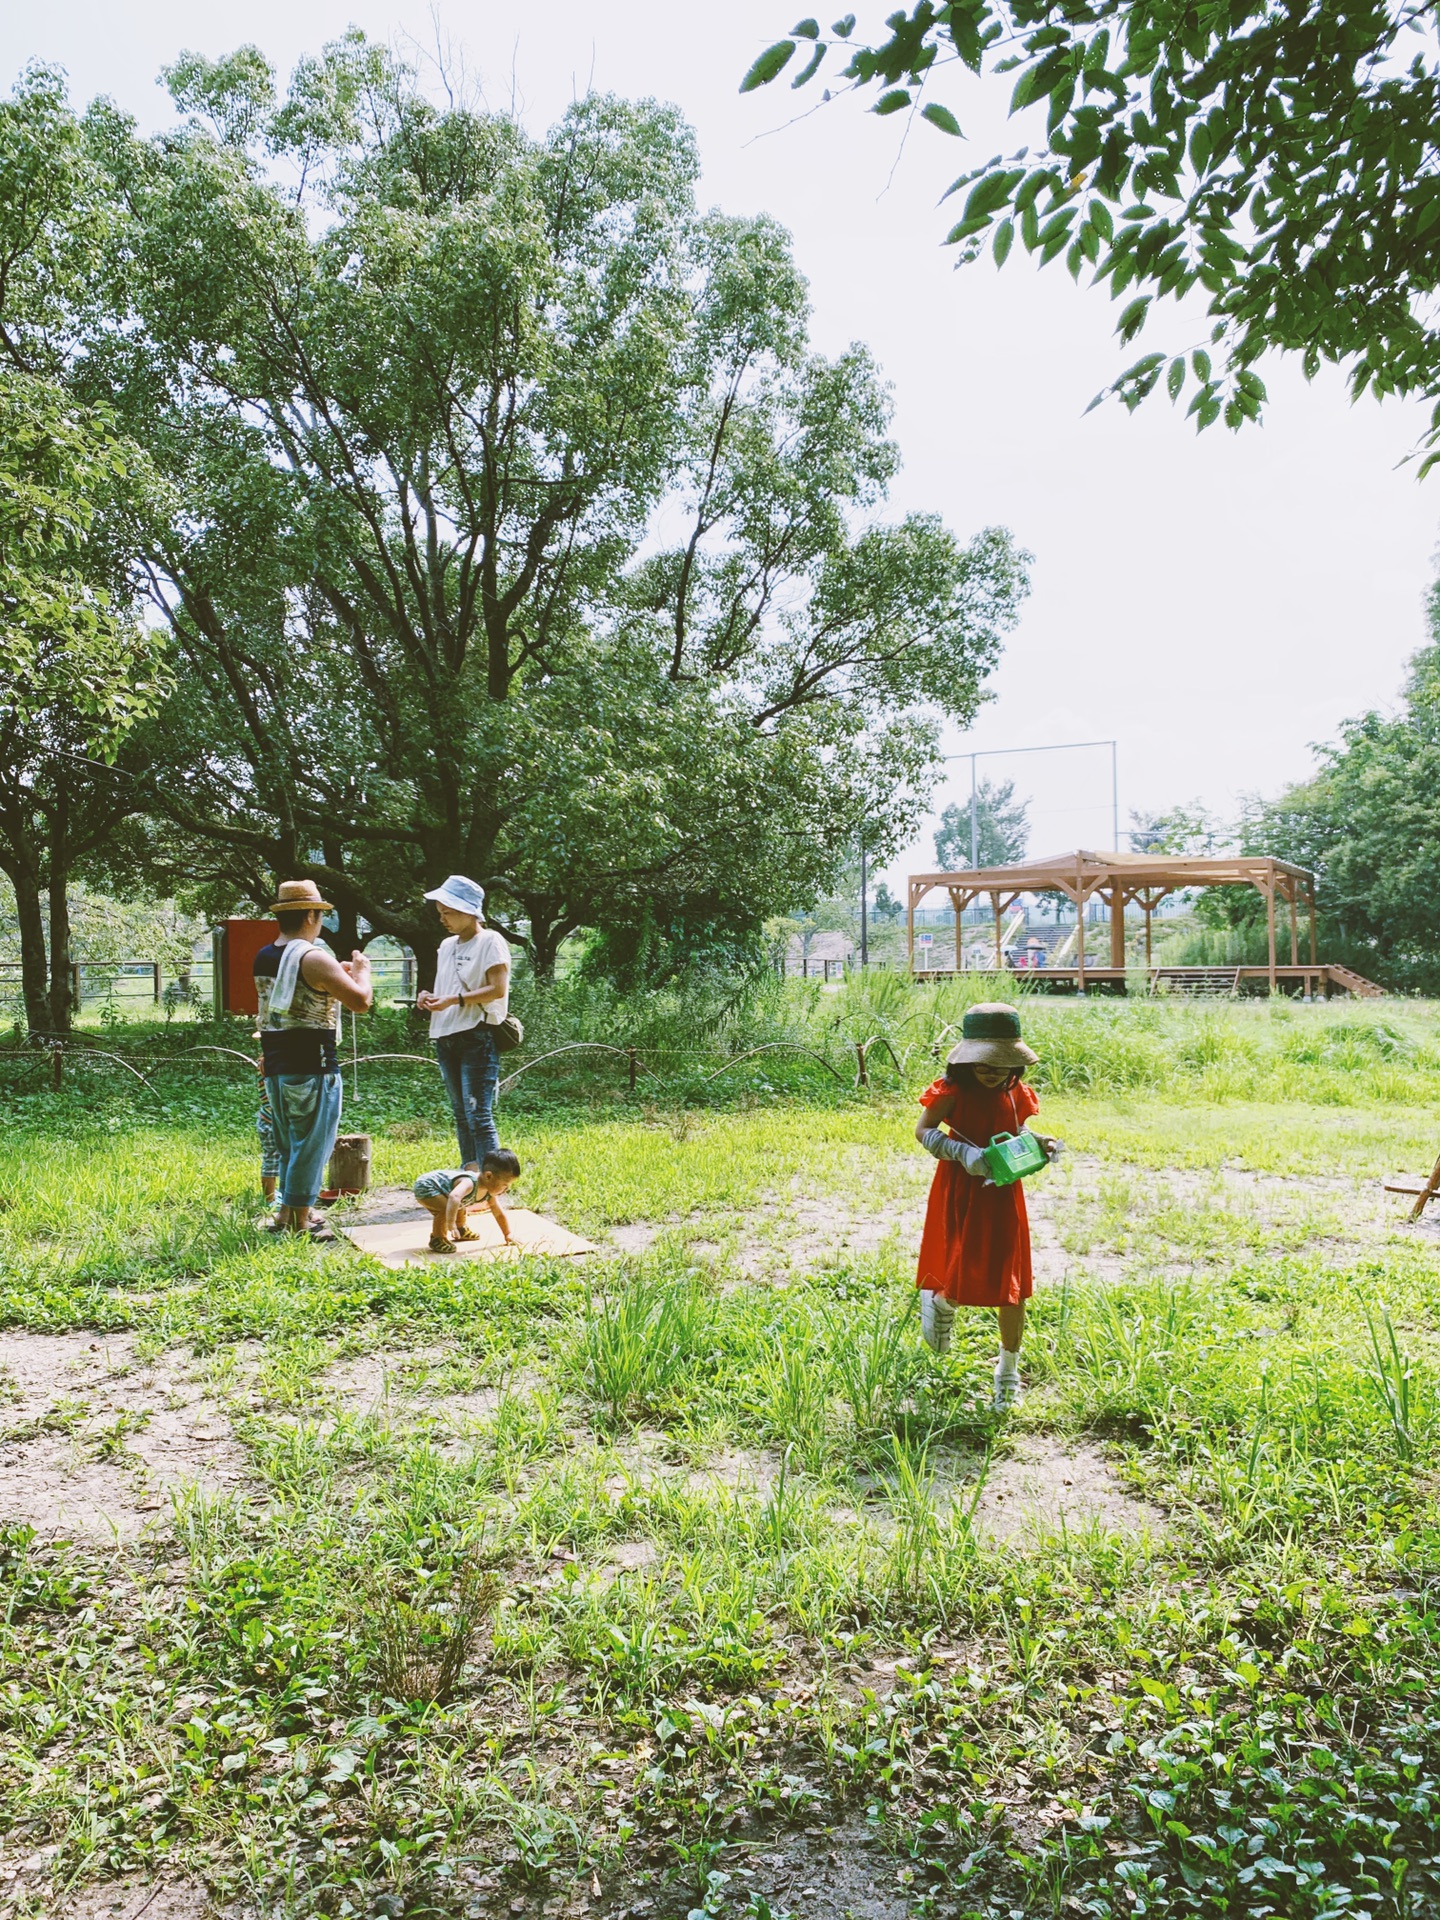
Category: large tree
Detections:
[
  {"x1": 72, "y1": 39, "x2": 1028, "y2": 981},
  {"x1": 1241, "y1": 619, "x2": 1440, "y2": 991},
  {"x1": 744, "y1": 2, "x2": 1440, "y2": 448},
  {"x1": 0, "y1": 74, "x2": 166, "y2": 1032}
]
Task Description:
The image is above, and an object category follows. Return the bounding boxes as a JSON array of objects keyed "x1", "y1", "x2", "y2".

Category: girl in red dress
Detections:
[{"x1": 914, "y1": 1003, "x2": 1062, "y2": 1409}]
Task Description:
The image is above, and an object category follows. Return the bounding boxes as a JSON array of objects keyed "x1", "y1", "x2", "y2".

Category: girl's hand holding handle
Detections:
[{"x1": 1034, "y1": 1133, "x2": 1066, "y2": 1164}]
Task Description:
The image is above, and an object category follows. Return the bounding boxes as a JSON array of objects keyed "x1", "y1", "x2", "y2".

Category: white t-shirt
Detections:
[{"x1": 429, "y1": 927, "x2": 511, "y2": 1038}]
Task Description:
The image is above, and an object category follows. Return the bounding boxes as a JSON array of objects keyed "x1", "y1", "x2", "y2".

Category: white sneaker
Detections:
[
  {"x1": 992, "y1": 1366, "x2": 1023, "y2": 1412},
  {"x1": 920, "y1": 1290, "x2": 955, "y2": 1354}
]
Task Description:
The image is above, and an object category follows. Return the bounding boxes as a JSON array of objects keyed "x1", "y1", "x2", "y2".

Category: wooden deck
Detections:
[{"x1": 907, "y1": 963, "x2": 1383, "y2": 998}]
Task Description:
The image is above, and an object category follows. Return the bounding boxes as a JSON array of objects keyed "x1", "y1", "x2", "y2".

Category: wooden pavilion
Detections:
[{"x1": 906, "y1": 850, "x2": 1381, "y2": 997}]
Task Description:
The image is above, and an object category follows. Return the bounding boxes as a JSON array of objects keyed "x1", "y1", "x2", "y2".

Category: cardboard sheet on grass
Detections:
[{"x1": 337, "y1": 1186, "x2": 594, "y2": 1268}]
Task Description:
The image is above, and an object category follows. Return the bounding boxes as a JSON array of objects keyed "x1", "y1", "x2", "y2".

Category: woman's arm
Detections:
[{"x1": 461, "y1": 960, "x2": 509, "y2": 1011}]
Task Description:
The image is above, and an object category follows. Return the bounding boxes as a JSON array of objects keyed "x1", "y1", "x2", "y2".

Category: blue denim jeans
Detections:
[
  {"x1": 434, "y1": 1026, "x2": 500, "y2": 1166},
  {"x1": 264, "y1": 1072, "x2": 343, "y2": 1210}
]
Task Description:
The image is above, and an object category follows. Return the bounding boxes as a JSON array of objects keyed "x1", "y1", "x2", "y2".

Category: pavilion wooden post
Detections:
[
  {"x1": 1308, "y1": 880, "x2": 1318, "y2": 964},
  {"x1": 1288, "y1": 879, "x2": 1299, "y2": 967},
  {"x1": 1109, "y1": 884, "x2": 1126, "y2": 970},
  {"x1": 1266, "y1": 879, "x2": 1277, "y2": 994},
  {"x1": 1144, "y1": 901, "x2": 1152, "y2": 967},
  {"x1": 992, "y1": 892, "x2": 1003, "y2": 970},
  {"x1": 1075, "y1": 892, "x2": 1086, "y2": 994},
  {"x1": 951, "y1": 889, "x2": 964, "y2": 973}
]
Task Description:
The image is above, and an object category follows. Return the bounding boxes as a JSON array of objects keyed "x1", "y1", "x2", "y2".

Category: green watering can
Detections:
[{"x1": 982, "y1": 1129, "x2": 1049, "y2": 1186}]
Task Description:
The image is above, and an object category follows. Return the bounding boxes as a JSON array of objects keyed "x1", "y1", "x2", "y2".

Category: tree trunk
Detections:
[
  {"x1": 408, "y1": 926, "x2": 441, "y2": 994},
  {"x1": 529, "y1": 916, "x2": 571, "y2": 984},
  {"x1": 331, "y1": 902, "x2": 361, "y2": 957},
  {"x1": 47, "y1": 798, "x2": 76, "y2": 1033},
  {"x1": 6, "y1": 860, "x2": 51, "y2": 1036}
]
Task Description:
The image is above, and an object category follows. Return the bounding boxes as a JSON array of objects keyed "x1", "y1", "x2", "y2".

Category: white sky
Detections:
[{"x1": 7, "y1": 0, "x2": 1437, "y2": 895}]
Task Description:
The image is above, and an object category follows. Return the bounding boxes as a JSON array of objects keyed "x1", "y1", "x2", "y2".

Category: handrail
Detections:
[{"x1": 700, "y1": 1043, "x2": 846, "y2": 1086}]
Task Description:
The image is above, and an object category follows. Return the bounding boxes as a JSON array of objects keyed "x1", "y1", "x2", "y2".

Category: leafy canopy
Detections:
[
  {"x1": 1249, "y1": 597, "x2": 1440, "y2": 990},
  {"x1": 72, "y1": 37, "x2": 1028, "y2": 973},
  {"x1": 745, "y1": 3, "x2": 1440, "y2": 454}
]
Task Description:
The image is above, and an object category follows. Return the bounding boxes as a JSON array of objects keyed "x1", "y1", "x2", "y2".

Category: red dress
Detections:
[{"x1": 915, "y1": 1078, "x2": 1039, "y2": 1307}]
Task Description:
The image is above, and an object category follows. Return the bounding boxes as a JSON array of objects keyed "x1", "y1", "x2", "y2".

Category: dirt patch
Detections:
[
  {"x1": 606, "y1": 1222, "x2": 665, "y2": 1255},
  {"x1": 700, "y1": 1819, "x2": 912, "y2": 1920},
  {"x1": 854, "y1": 1433, "x2": 1163, "y2": 1547},
  {"x1": 606, "y1": 1539, "x2": 660, "y2": 1572},
  {"x1": 59, "y1": 1877, "x2": 215, "y2": 1918},
  {"x1": 0, "y1": 1332, "x2": 248, "y2": 1542},
  {"x1": 603, "y1": 1433, "x2": 785, "y2": 1499},
  {"x1": 975, "y1": 1435, "x2": 1165, "y2": 1543}
]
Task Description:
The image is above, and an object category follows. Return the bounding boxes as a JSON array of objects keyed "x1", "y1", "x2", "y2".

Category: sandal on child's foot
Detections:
[
  {"x1": 427, "y1": 1235, "x2": 457, "y2": 1255},
  {"x1": 452, "y1": 1226, "x2": 481, "y2": 1242}
]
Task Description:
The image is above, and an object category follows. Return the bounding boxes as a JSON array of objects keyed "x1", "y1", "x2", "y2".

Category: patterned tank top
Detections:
[{"x1": 253, "y1": 941, "x2": 340, "y2": 1074}]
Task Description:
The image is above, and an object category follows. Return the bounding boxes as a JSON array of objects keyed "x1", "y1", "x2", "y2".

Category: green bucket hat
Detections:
[{"x1": 946, "y1": 1001, "x2": 1038, "y2": 1071}]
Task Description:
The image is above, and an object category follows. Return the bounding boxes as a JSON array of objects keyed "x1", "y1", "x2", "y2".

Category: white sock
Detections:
[{"x1": 995, "y1": 1347, "x2": 1019, "y2": 1381}]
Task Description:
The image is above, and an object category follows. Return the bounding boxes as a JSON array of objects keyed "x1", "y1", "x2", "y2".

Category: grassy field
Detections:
[{"x1": 1, "y1": 994, "x2": 1439, "y2": 1919}]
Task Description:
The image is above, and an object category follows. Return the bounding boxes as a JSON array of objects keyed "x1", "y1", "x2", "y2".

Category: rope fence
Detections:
[{"x1": 0, "y1": 1030, "x2": 925, "y2": 1101}]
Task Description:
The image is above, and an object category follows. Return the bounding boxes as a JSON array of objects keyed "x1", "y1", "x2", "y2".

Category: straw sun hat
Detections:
[
  {"x1": 946, "y1": 1002, "x2": 1038, "y2": 1071},
  {"x1": 265, "y1": 878, "x2": 336, "y2": 915}
]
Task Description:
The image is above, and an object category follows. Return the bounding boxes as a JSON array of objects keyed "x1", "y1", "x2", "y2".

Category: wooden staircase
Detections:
[
  {"x1": 1153, "y1": 967, "x2": 1241, "y2": 998},
  {"x1": 1325, "y1": 964, "x2": 1385, "y2": 998}
]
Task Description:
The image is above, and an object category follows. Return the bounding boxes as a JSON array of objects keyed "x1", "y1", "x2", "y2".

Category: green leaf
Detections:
[
  {"x1": 831, "y1": 12, "x2": 856, "y2": 36},
  {"x1": 1117, "y1": 295, "x2": 1151, "y2": 343},
  {"x1": 792, "y1": 17, "x2": 821, "y2": 37},
  {"x1": 792, "y1": 44, "x2": 826, "y2": 87},
  {"x1": 992, "y1": 218, "x2": 1014, "y2": 266},
  {"x1": 1191, "y1": 348, "x2": 1212, "y2": 382},
  {"x1": 740, "y1": 41, "x2": 797, "y2": 92},
  {"x1": 875, "y1": 89, "x2": 912, "y2": 116},
  {"x1": 921, "y1": 102, "x2": 962, "y2": 136},
  {"x1": 1166, "y1": 356, "x2": 1184, "y2": 401}
]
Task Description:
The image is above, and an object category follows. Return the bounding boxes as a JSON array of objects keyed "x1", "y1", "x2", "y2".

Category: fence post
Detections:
[
  {"x1": 627, "y1": 1047, "x2": 638, "y2": 1092},
  {"x1": 70, "y1": 963, "x2": 81, "y2": 1011},
  {"x1": 152, "y1": 962, "x2": 162, "y2": 1004},
  {"x1": 51, "y1": 1046, "x2": 63, "y2": 1092},
  {"x1": 802, "y1": 954, "x2": 808, "y2": 979},
  {"x1": 855, "y1": 1041, "x2": 868, "y2": 1087}
]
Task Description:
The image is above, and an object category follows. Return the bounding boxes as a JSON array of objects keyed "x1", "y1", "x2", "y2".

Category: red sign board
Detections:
[{"x1": 214, "y1": 919, "x2": 279, "y2": 1017}]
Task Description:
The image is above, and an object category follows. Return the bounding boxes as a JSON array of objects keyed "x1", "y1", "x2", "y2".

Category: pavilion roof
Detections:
[{"x1": 909, "y1": 849, "x2": 1312, "y2": 900}]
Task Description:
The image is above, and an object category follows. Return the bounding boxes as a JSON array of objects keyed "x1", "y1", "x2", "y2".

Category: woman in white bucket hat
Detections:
[{"x1": 417, "y1": 876, "x2": 511, "y2": 1166}]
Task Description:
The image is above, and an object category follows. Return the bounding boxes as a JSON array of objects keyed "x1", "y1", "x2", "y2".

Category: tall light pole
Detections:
[
  {"x1": 952, "y1": 738, "x2": 1120, "y2": 865},
  {"x1": 859, "y1": 837, "x2": 868, "y2": 967}
]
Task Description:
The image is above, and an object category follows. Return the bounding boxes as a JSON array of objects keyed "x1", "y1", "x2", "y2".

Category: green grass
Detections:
[{"x1": 1, "y1": 995, "x2": 1439, "y2": 1916}]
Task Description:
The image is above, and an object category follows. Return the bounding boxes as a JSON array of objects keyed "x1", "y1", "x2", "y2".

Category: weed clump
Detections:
[{"x1": 369, "y1": 1559, "x2": 504, "y2": 1705}]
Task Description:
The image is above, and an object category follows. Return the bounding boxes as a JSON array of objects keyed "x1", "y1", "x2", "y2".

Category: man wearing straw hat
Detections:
[{"x1": 253, "y1": 880, "x2": 373, "y2": 1237}]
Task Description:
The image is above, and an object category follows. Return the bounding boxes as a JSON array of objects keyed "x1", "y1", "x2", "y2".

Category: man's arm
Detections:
[{"x1": 300, "y1": 946, "x2": 373, "y2": 1012}]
